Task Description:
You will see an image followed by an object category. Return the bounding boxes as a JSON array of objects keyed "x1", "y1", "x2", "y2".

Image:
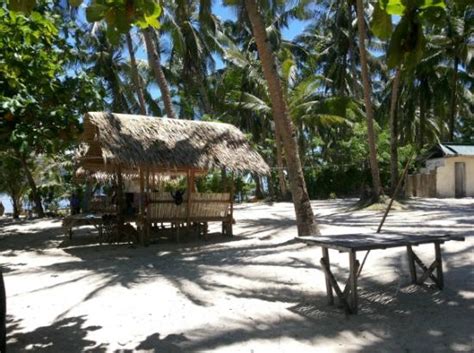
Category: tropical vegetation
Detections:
[{"x1": 0, "y1": 0, "x2": 472, "y2": 235}]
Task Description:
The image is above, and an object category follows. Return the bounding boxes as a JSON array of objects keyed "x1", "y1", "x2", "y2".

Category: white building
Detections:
[{"x1": 411, "y1": 144, "x2": 474, "y2": 198}]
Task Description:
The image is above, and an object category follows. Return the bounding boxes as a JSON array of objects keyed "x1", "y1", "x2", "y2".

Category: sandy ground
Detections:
[{"x1": 0, "y1": 198, "x2": 472, "y2": 353}]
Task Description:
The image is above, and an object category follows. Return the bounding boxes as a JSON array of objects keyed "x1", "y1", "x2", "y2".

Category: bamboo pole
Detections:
[
  {"x1": 377, "y1": 154, "x2": 414, "y2": 233},
  {"x1": 139, "y1": 168, "x2": 145, "y2": 245}
]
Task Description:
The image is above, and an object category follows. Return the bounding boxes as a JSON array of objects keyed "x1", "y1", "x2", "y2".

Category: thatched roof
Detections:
[{"x1": 79, "y1": 112, "x2": 270, "y2": 175}]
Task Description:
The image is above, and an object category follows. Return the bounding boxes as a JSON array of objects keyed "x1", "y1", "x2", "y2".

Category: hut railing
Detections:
[{"x1": 147, "y1": 192, "x2": 232, "y2": 222}]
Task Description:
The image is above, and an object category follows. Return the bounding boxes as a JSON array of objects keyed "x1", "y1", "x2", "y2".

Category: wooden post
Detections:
[
  {"x1": 407, "y1": 245, "x2": 417, "y2": 284},
  {"x1": 186, "y1": 169, "x2": 192, "y2": 230},
  {"x1": 190, "y1": 170, "x2": 196, "y2": 192},
  {"x1": 139, "y1": 168, "x2": 145, "y2": 245},
  {"x1": 349, "y1": 251, "x2": 358, "y2": 314},
  {"x1": 116, "y1": 166, "x2": 125, "y2": 244},
  {"x1": 322, "y1": 247, "x2": 334, "y2": 305},
  {"x1": 377, "y1": 153, "x2": 413, "y2": 233},
  {"x1": 228, "y1": 172, "x2": 234, "y2": 236},
  {"x1": 434, "y1": 242, "x2": 444, "y2": 289},
  {"x1": 145, "y1": 168, "x2": 150, "y2": 245}
]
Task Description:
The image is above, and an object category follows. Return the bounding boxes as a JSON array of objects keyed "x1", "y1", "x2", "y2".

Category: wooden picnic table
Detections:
[
  {"x1": 62, "y1": 213, "x2": 106, "y2": 240},
  {"x1": 296, "y1": 232, "x2": 465, "y2": 315}
]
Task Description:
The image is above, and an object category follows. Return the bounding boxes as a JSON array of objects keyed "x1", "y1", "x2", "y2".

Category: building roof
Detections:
[
  {"x1": 78, "y1": 112, "x2": 270, "y2": 175},
  {"x1": 426, "y1": 143, "x2": 474, "y2": 159}
]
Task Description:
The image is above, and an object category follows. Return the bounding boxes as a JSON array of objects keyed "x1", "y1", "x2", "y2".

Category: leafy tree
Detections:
[
  {"x1": 0, "y1": 5, "x2": 103, "y2": 217},
  {"x1": 0, "y1": 154, "x2": 28, "y2": 218}
]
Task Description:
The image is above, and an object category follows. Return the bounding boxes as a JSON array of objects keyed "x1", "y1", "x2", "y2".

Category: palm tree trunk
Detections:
[
  {"x1": 347, "y1": 1, "x2": 360, "y2": 99},
  {"x1": 18, "y1": 154, "x2": 44, "y2": 218},
  {"x1": 244, "y1": 0, "x2": 319, "y2": 236},
  {"x1": 0, "y1": 267, "x2": 6, "y2": 353},
  {"x1": 419, "y1": 80, "x2": 426, "y2": 151},
  {"x1": 389, "y1": 68, "x2": 401, "y2": 193},
  {"x1": 197, "y1": 79, "x2": 212, "y2": 115},
  {"x1": 448, "y1": 56, "x2": 459, "y2": 141},
  {"x1": 275, "y1": 130, "x2": 289, "y2": 199},
  {"x1": 126, "y1": 31, "x2": 147, "y2": 116},
  {"x1": 355, "y1": 0, "x2": 382, "y2": 201},
  {"x1": 142, "y1": 27, "x2": 177, "y2": 119}
]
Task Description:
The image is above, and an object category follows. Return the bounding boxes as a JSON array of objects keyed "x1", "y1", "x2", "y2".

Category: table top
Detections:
[{"x1": 296, "y1": 232, "x2": 465, "y2": 252}]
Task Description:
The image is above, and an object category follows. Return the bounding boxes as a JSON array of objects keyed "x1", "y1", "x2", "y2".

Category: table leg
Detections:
[
  {"x1": 321, "y1": 247, "x2": 334, "y2": 305},
  {"x1": 406, "y1": 245, "x2": 417, "y2": 284},
  {"x1": 349, "y1": 251, "x2": 358, "y2": 314},
  {"x1": 434, "y1": 242, "x2": 444, "y2": 290}
]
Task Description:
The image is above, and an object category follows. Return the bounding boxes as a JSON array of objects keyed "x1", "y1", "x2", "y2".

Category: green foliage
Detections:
[
  {"x1": 0, "y1": 153, "x2": 28, "y2": 216},
  {"x1": 0, "y1": 7, "x2": 103, "y2": 156},
  {"x1": 374, "y1": 0, "x2": 446, "y2": 68},
  {"x1": 85, "y1": 0, "x2": 161, "y2": 44}
]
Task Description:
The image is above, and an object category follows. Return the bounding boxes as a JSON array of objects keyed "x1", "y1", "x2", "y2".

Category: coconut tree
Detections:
[
  {"x1": 354, "y1": 0, "x2": 382, "y2": 201},
  {"x1": 242, "y1": 0, "x2": 318, "y2": 236},
  {"x1": 143, "y1": 27, "x2": 178, "y2": 119},
  {"x1": 161, "y1": 0, "x2": 223, "y2": 115},
  {"x1": 125, "y1": 30, "x2": 147, "y2": 115}
]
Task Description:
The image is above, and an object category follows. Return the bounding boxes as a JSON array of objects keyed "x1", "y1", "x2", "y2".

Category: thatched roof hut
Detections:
[{"x1": 79, "y1": 112, "x2": 269, "y2": 175}]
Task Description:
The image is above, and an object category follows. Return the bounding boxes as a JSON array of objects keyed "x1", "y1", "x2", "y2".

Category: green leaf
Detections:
[
  {"x1": 68, "y1": 0, "x2": 83, "y2": 7},
  {"x1": 85, "y1": 4, "x2": 107, "y2": 22},
  {"x1": 115, "y1": 9, "x2": 131, "y2": 32},
  {"x1": 380, "y1": 0, "x2": 406, "y2": 15},
  {"x1": 8, "y1": 0, "x2": 36, "y2": 14},
  {"x1": 419, "y1": 0, "x2": 445, "y2": 9},
  {"x1": 387, "y1": 18, "x2": 408, "y2": 68},
  {"x1": 143, "y1": 2, "x2": 161, "y2": 28},
  {"x1": 106, "y1": 25, "x2": 120, "y2": 45},
  {"x1": 404, "y1": 24, "x2": 426, "y2": 69},
  {"x1": 371, "y1": 3, "x2": 392, "y2": 39}
]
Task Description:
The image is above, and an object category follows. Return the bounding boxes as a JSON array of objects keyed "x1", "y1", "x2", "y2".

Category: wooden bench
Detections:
[
  {"x1": 147, "y1": 192, "x2": 233, "y2": 239},
  {"x1": 297, "y1": 232, "x2": 465, "y2": 314}
]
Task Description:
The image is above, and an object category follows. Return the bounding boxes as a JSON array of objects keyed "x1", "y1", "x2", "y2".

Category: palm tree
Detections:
[
  {"x1": 443, "y1": 4, "x2": 472, "y2": 141},
  {"x1": 388, "y1": 68, "x2": 402, "y2": 192},
  {"x1": 142, "y1": 27, "x2": 178, "y2": 119},
  {"x1": 161, "y1": 0, "x2": 222, "y2": 115},
  {"x1": 354, "y1": 0, "x2": 382, "y2": 201},
  {"x1": 125, "y1": 30, "x2": 147, "y2": 115},
  {"x1": 243, "y1": 0, "x2": 318, "y2": 236}
]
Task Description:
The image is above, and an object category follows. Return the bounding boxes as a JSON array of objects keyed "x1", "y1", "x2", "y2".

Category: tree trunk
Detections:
[
  {"x1": 11, "y1": 195, "x2": 21, "y2": 219},
  {"x1": 448, "y1": 56, "x2": 459, "y2": 142},
  {"x1": 18, "y1": 154, "x2": 44, "y2": 218},
  {"x1": 197, "y1": 71, "x2": 212, "y2": 115},
  {"x1": 253, "y1": 173, "x2": 264, "y2": 199},
  {"x1": 389, "y1": 68, "x2": 401, "y2": 193},
  {"x1": 419, "y1": 80, "x2": 426, "y2": 151},
  {"x1": 126, "y1": 31, "x2": 147, "y2": 116},
  {"x1": 267, "y1": 174, "x2": 275, "y2": 199},
  {"x1": 355, "y1": 0, "x2": 382, "y2": 201},
  {"x1": 274, "y1": 128, "x2": 289, "y2": 200},
  {"x1": 221, "y1": 167, "x2": 228, "y2": 192},
  {"x1": 0, "y1": 267, "x2": 6, "y2": 353},
  {"x1": 347, "y1": 1, "x2": 360, "y2": 99},
  {"x1": 142, "y1": 27, "x2": 177, "y2": 119},
  {"x1": 244, "y1": 0, "x2": 319, "y2": 236}
]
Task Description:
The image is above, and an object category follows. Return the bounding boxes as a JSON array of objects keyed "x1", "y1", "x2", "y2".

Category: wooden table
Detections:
[
  {"x1": 62, "y1": 214, "x2": 105, "y2": 240},
  {"x1": 297, "y1": 232, "x2": 465, "y2": 314}
]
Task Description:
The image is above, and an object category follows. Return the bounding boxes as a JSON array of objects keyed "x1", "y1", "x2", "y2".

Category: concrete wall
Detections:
[{"x1": 426, "y1": 156, "x2": 474, "y2": 198}]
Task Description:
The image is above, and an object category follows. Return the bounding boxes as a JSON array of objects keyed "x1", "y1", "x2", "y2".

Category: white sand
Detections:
[{"x1": 0, "y1": 198, "x2": 472, "y2": 353}]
